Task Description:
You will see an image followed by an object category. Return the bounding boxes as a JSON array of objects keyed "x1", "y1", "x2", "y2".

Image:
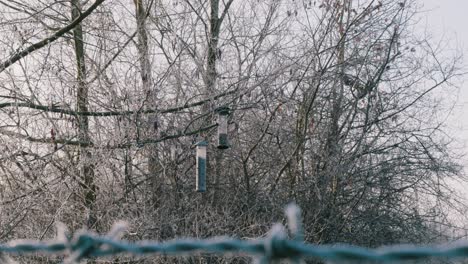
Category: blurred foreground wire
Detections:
[{"x1": 1, "y1": 204, "x2": 467, "y2": 263}]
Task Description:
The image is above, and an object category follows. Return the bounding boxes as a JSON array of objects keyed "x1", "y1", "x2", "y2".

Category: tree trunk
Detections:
[
  {"x1": 205, "y1": 0, "x2": 220, "y2": 201},
  {"x1": 71, "y1": 0, "x2": 97, "y2": 229},
  {"x1": 133, "y1": 0, "x2": 161, "y2": 207}
]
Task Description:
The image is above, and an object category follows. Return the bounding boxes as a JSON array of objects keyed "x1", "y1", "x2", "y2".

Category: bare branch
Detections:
[{"x1": 0, "y1": 0, "x2": 106, "y2": 73}]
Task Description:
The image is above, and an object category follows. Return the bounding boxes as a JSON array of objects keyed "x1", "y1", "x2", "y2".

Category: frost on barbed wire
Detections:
[{"x1": 2, "y1": 204, "x2": 468, "y2": 263}]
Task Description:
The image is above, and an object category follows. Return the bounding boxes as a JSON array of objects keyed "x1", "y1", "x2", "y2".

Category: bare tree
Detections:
[
  {"x1": 71, "y1": 0, "x2": 97, "y2": 230},
  {"x1": 0, "y1": 0, "x2": 465, "y2": 263}
]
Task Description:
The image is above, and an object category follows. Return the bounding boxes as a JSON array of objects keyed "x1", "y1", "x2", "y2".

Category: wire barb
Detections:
[{"x1": 1, "y1": 204, "x2": 468, "y2": 263}]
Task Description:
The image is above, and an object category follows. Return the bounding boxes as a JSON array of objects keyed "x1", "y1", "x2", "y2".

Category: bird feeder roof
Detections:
[
  {"x1": 215, "y1": 106, "x2": 230, "y2": 115},
  {"x1": 196, "y1": 140, "x2": 209, "y2": 147}
]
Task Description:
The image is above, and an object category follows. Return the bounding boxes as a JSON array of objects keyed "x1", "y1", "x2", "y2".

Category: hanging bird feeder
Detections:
[
  {"x1": 215, "y1": 106, "x2": 230, "y2": 149},
  {"x1": 195, "y1": 141, "x2": 208, "y2": 192}
]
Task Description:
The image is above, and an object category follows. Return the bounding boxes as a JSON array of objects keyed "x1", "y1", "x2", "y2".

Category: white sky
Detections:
[
  {"x1": 420, "y1": 1, "x2": 468, "y2": 210},
  {"x1": 421, "y1": 1, "x2": 468, "y2": 154}
]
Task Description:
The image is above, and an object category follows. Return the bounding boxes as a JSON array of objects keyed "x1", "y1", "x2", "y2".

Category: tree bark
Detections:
[
  {"x1": 72, "y1": 0, "x2": 97, "y2": 229},
  {"x1": 133, "y1": 0, "x2": 161, "y2": 207}
]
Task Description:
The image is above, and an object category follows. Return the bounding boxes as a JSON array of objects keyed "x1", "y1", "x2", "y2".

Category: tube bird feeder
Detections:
[
  {"x1": 195, "y1": 141, "x2": 208, "y2": 192},
  {"x1": 215, "y1": 106, "x2": 230, "y2": 149}
]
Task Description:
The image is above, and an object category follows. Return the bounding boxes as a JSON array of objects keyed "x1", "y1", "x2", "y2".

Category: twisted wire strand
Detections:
[
  {"x1": 0, "y1": 204, "x2": 466, "y2": 263},
  {"x1": 2, "y1": 234, "x2": 468, "y2": 262}
]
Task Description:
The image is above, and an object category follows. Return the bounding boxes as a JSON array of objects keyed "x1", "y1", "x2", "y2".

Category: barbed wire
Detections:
[{"x1": 1, "y1": 204, "x2": 467, "y2": 263}]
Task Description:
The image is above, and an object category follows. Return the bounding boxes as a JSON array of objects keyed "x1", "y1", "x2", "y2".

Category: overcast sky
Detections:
[
  {"x1": 421, "y1": 0, "x2": 468, "y2": 159},
  {"x1": 418, "y1": 1, "x2": 468, "y2": 206}
]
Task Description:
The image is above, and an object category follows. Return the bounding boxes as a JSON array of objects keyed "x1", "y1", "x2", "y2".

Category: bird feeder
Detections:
[
  {"x1": 170, "y1": 145, "x2": 177, "y2": 161},
  {"x1": 215, "y1": 106, "x2": 230, "y2": 149},
  {"x1": 195, "y1": 141, "x2": 208, "y2": 192}
]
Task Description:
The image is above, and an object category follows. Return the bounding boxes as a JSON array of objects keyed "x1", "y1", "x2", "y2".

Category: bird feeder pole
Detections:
[
  {"x1": 215, "y1": 106, "x2": 230, "y2": 149},
  {"x1": 195, "y1": 141, "x2": 208, "y2": 192}
]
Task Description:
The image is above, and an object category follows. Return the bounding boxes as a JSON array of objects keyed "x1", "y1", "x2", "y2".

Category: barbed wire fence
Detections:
[{"x1": 1, "y1": 204, "x2": 468, "y2": 263}]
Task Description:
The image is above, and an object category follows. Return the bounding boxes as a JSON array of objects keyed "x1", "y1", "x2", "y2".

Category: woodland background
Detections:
[{"x1": 0, "y1": 0, "x2": 467, "y2": 263}]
